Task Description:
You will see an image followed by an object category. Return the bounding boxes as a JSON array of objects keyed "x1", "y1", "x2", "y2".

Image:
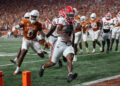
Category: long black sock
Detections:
[
  {"x1": 102, "y1": 40, "x2": 105, "y2": 52},
  {"x1": 107, "y1": 39, "x2": 110, "y2": 51}
]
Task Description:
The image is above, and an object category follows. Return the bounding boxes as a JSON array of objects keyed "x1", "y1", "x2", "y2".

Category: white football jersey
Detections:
[
  {"x1": 52, "y1": 17, "x2": 68, "y2": 37},
  {"x1": 102, "y1": 17, "x2": 114, "y2": 30},
  {"x1": 53, "y1": 17, "x2": 75, "y2": 42},
  {"x1": 113, "y1": 17, "x2": 120, "y2": 26}
]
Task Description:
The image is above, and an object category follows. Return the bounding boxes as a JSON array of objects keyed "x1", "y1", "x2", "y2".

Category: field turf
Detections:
[{"x1": 0, "y1": 38, "x2": 120, "y2": 86}]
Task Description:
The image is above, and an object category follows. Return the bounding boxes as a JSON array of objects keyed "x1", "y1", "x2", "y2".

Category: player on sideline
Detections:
[
  {"x1": 110, "y1": 11, "x2": 120, "y2": 52},
  {"x1": 12, "y1": 10, "x2": 46, "y2": 75},
  {"x1": 80, "y1": 16, "x2": 90, "y2": 54},
  {"x1": 101, "y1": 13, "x2": 114, "y2": 53},
  {"x1": 88, "y1": 13, "x2": 102, "y2": 53},
  {"x1": 10, "y1": 12, "x2": 30, "y2": 64},
  {"x1": 73, "y1": 8, "x2": 83, "y2": 61},
  {"x1": 39, "y1": 6, "x2": 77, "y2": 82}
]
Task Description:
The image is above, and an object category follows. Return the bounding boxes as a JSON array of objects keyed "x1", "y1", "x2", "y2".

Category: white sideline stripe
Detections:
[
  {"x1": 0, "y1": 59, "x2": 47, "y2": 67},
  {"x1": 74, "y1": 75, "x2": 120, "y2": 86},
  {"x1": 0, "y1": 52, "x2": 101, "y2": 57},
  {"x1": 0, "y1": 53, "x2": 101, "y2": 67}
]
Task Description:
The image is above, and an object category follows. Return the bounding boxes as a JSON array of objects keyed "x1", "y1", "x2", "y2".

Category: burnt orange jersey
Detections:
[
  {"x1": 81, "y1": 22, "x2": 88, "y2": 33},
  {"x1": 88, "y1": 18, "x2": 101, "y2": 31},
  {"x1": 75, "y1": 15, "x2": 80, "y2": 20},
  {"x1": 20, "y1": 19, "x2": 42, "y2": 40},
  {"x1": 74, "y1": 15, "x2": 81, "y2": 33}
]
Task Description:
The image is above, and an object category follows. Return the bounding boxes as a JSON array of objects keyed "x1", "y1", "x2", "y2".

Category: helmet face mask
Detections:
[
  {"x1": 105, "y1": 13, "x2": 111, "y2": 20},
  {"x1": 91, "y1": 17, "x2": 96, "y2": 21},
  {"x1": 30, "y1": 10, "x2": 39, "y2": 24}
]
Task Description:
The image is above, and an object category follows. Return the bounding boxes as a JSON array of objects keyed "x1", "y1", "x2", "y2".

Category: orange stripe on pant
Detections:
[
  {"x1": 50, "y1": 41, "x2": 57, "y2": 61},
  {"x1": 0, "y1": 71, "x2": 4, "y2": 86}
]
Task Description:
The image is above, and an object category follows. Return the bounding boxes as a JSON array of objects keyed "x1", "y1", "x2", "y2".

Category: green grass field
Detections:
[{"x1": 0, "y1": 38, "x2": 120, "y2": 86}]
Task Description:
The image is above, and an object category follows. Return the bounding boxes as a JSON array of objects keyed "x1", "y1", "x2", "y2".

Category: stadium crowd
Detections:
[{"x1": 0, "y1": 0, "x2": 120, "y2": 34}]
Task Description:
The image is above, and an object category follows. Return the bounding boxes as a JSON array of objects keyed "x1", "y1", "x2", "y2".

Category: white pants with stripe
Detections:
[
  {"x1": 21, "y1": 37, "x2": 42, "y2": 54},
  {"x1": 51, "y1": 40, "x2": 74, "y2": 63}
]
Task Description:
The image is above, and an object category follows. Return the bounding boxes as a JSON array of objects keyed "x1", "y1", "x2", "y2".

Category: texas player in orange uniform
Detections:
[
  {"x1": 88, "y1": 13, "x2": 102, "y2": 53},
  {"x1": 73, "y1": 15, "x2": 83, "y2": 61},
  {"x1": 10, "y1": 12, "x2": 30, "y2": 64},
  {"x1": 12, "y1": 10, "x2": 46, "y2": 75},
  {"x1": 80, "y1": 16, "x2": 89, "y2": 54}
]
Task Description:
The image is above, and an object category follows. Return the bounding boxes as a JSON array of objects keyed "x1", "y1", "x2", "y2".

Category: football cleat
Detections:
[
  {"x1": 67, "y1": 73, "x2": 78, "y2": 82},
  {"x1": 13, "y1": 71, "x2": 22, "y2": 75},
  {"x1": 10, "y1": 59, "x2": 16, "y2": 64},
  {"x1": 39, "y1": 65, "x2": 44, "y2": 77}
]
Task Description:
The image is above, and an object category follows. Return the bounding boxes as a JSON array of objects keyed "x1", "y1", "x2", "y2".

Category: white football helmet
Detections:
[
  {"x1": 73, "y1": 8, "x2": 78, "y2": 16},
  {"x1": 80, "y1": 16, "x2": 86, "y2": 23},
  {"x1": 90, "y1": 13, "x2": 96, "y2": 21},
  {"x1": 24, "y1": 12, "x2": 30, "y2": 19},
  {"x1": 105, "y1": 13, "x2": 111, "y2": 20},
  {"x1": 30, "y1": 10, "x2": 39, "y2": 24}
]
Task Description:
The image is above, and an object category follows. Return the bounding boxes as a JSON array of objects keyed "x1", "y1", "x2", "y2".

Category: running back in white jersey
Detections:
[
  {"x1": 52, "y1": 17, "x2": 74, "y2": 42},
  {"x1": 52, "y1": 17, "x2": 68, "y2": 37}
]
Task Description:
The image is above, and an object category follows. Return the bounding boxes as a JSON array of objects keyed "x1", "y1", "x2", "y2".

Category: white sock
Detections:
[
  {"x1": 68, "y1": 72, "x2": 73, "y2": 76},
  {"x1": 14, "y1": 67, "x2": 20, "y2": 73},
  {"x1": 14, "y1": 57, "x2": 17, "y2": 62},
  {"x1": 42, "y1": 65, "x2": 45, "y2": 69}
]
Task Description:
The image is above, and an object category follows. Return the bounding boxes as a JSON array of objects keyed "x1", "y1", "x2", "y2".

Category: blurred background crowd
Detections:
[{"x1": 0, "y1": 0, "x2": 120, "y2": 36}]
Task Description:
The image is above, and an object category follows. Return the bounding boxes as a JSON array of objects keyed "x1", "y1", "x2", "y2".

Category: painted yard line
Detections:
[
  {"x1": 0, "y1": 52, "x2": 100, "y2": 57},
  {"x1": 0, "y1": 53, "x2": 101, "y2": 67},
  {"x1": 0, "y1": 59, "x2": 47, "y2": 67},
  {"x1": 74, "y1": 75, "x2": 120, "y2": 86}
]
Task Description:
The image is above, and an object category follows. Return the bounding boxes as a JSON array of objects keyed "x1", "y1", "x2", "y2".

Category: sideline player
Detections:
[
  {"x1": 73, "y1": 9, "x2": 83, "y2": 61},
  {"x1": 88, "y1": 13, "x2": 102, "y2": 53},
  {"x1": 81, "y1": 16, "x2": 89, "y2": 54},
  {"x1": 110, "y1": 11, "x2": 120, "y2": 52},
  {"x1": 101, "y1": 13, "x2": 114, "y2": 53}
]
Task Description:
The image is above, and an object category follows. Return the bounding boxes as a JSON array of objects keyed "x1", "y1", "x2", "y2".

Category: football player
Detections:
[
  {"x1": 88, "y1": 13, "x2": 102, "y2": 53},
  {"x1": 101, "y1": 13, "x2": 114, "y2": 53},
  {"x1": 10, "y1": 12, "x2": 30, "y2": 64},
  {"x1": 39, "y1": 6, "x2": 77, "y2": 82},
  {"x1": 110, "y1": 11, "x2": 120, "y2": 52},
  {"x1": 73, "y1": 8, "x2": 82, "y2": 61},
  {"x1": 12, "y1": 10, "x2": 46, "y2": 75},
  {"x1": 46, "y1": 14, "x2": 63, "y2": 68},
  {"x1": 80, "y1": 16, "x2": 89, "y2": 54}
]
